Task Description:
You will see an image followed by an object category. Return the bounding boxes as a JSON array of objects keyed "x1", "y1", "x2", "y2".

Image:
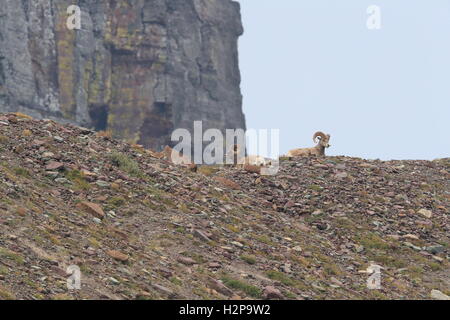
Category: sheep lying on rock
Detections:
[{"x1": 286, "y1": 131, "x2": 331, "y2": 157}]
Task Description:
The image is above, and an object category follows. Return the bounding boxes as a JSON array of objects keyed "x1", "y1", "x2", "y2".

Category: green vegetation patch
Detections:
[
  {"x1": 240, "y1": 254, "x2": 257, "y2": 265},
  {"x1": 13, "y1": 167, "x2": 30, "y2": 177},
  {"x1": 221, "y1": 275, "x2": 262, "y2": 298},
  {"x1": 357, "y1": 233, "x2": 390, "y2": 250},
  {"x1": 65, "y1": 169, "x2": 90, "y2": 190},
  {"x1": 110, "y1": 152, "x2": 142, "y2": 177},
  {"x1": 0, "y1": 247, "x2": 25, "y2": 265},
  {"x1": 266, "y1": 270, "x2": 296, "y2": 286}
]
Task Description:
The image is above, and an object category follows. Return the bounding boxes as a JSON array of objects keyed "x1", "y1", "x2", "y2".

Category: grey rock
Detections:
[
  {"x1": 54, "y1": 178, "x2": 70, "y2": 184},
  {"x1": 46, "y1": 171, "x2": 59, "y2": 179},
  {"x1": 430, "y1": 290, "x2": 450, "y2": 300},
  {"x1": 404, "y1": 242, "x2": 422, "y2": 251},
  {"x1": 108, "y1": 277, "x2": 120, "y2": 285},
  {"x1": 263, "y1": 286, "x2": 284, "y2": 300},
  {"x1": 231, "y1": 241, "x2": 244, "y2": 248},
  {"x1": 193, "y1": 229, "x2": 211, "y2": 242},
  {"x1": 95, "y1": 180, "x2": 110, "y2": 188},
  {"x1": 418, "y1": 209, "x2": 433, "y2": 218},
  {"x1": 152, "y1": 283, "x2": 174, "y2": 297},
  {"x1": 425, "y1": 245, "x2": 445, "y2": 255}
]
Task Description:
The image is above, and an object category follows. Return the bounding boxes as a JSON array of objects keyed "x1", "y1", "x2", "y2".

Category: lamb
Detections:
[
  {"x1": 241, "y1": 154, "x2": 270, "y2": 166},
  {"x1": 286, "y1": 131, "x2": 331, "y2": 157},
  {"x1": 227, "y1": 144, "x2": 271, "y2": 167}
]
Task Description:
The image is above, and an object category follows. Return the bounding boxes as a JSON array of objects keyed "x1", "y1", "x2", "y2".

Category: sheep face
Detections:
[
  {"x1": 286, "y1": 131, "x2": 331, "y2": 158},
  {"x1": 317, "y1": 134, "x2": 331, "y2": 149}
]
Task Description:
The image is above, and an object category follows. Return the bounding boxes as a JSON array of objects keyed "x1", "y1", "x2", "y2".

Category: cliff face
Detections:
[{"x1": 0, "y1": 0, "x2": 246, "y2": 150}]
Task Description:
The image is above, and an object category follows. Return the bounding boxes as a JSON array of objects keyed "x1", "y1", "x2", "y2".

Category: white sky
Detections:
[{"x1": 237, "y1": 0, "x2": 450, "y2": 160}]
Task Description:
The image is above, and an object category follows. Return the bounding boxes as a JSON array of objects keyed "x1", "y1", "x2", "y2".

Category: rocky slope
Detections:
[
  {"x1": 0, "y1": 112, "x2": 448, "y2": 300},
  {"x1": 0, "y1": 0, "x2": 245, "y2": 150}
]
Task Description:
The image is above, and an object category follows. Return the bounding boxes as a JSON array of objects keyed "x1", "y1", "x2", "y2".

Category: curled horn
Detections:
[{"x1": 313, "y1": 131, "x2": 327, "y2": 143}]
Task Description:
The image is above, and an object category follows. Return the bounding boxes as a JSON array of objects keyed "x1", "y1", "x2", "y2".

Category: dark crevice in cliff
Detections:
[
  {"x1": 110, "y1": 46, "x2": 135, "y2": 58},
  {"x1": 138, "y1": 102, "x2": 174, "y2": 150},
  {"x1": 142, "y1": 0, "x2": 167, "y2": 26},
  {"x1": 89, "y1": 104, "x2": 109, "y2": 131},
  {"x1": 20, "y1": 0, "x2": 29, "y2": 22}
]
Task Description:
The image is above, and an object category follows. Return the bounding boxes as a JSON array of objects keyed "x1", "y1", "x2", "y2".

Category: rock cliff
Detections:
[{"x1": 0, "y1": 0, "x2": 246, "y2": 150}]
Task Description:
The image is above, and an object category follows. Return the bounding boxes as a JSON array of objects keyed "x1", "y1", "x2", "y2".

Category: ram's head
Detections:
[{"x1": 313, "y1": 131, "x2": 331, "y2": 148}]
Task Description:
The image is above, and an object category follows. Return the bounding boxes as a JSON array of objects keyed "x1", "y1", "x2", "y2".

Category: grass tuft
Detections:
[
  {"x1": 110, "y1": 152, "x2": 142, "y2": 177},
  {"x1": 240, "y1": 254, "x2": 257, "y2": 265},
  {"x1": 221, "y1": 275, "x2": 262, "y2": 298},
  {"x1": 266, "y1": 270, "x2": 296, "y2": 286}
]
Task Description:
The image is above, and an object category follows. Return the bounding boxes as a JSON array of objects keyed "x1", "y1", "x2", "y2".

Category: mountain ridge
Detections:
[{"x1": 0, "y1": 112, "x2": 448, "y2": 300}]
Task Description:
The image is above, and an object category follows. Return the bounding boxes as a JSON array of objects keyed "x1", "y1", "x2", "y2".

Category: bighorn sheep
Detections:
[
  {"x1": 227, "y1": 144, "x2": 272, "y2": 167},
  {"x1": 159, "y1": 144, "x2": 272, "y2": 168},
  {"x1": 286, "y1": 131, "x2": 331, "y2": 157}
]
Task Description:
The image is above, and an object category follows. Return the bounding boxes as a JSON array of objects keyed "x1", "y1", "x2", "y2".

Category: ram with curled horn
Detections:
[{"x1": 286, "y1": 131, "x2": 331, "y2": 157}]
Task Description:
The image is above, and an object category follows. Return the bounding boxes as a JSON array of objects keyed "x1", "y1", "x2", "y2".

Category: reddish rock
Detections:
[
  {"x1": 106, "y1": 250, "x2": 129, "y2": 262},
  {"x1": 77, "y1": 201, "x2": 105, "y2": 219},
  {"x1": 157, "y1": 267, "x2": 173, "y2": 279},
  {"x1": 243, "y1": 164, "x2": 261, "y2": 174},
  {"x1": 112, "y1": 228, "x2": 129, "y2": 240},
  {"x1": 177, "y1": 256, "x2": 196, "y2": 265},
  {"x1": 263, "y1": 286, "x2": 284, "y2": 300},
  {"x1": 193, "y1": 229, "x2": 212, "y2": 242},
  {"x1": 152, "y1": 283, "x2": 174, "y2": 297},
  {"x1": 45, "y1": 161, "x2": 64, "y2": 171},
  {"x1": 284, "y1": 200, "x2": 295, "y2": 209},
  {"x1": 95, "y1": 195, "x2": 108, "y2": 202},
  {"x1": 137, "y1": 291, "x2": 152, "y2": 299},
  {"x1": 51, "y1": 266, "x2": 68, "y2": 278},
  {"x1": 207, "y1": 277, "x2": 233, "y2": 297},
  {"x1": 32, "y1": 139, "x2": 46, "y2": 146},
  {"x1": 16, "y1": 207, "x2": 27, "y2": 216},
  {"x1": 334, "y1": 171, "x2": 348, "y2": 179},
  {"x1": 50, "y1": 189, "x2": 61, "y2": 196},
  {"x1": 208, "y1": 262, "x2": 221, "y2": 269},
  {"x1": 214, "y1": 176, "x2": 241, "y2": 190}
]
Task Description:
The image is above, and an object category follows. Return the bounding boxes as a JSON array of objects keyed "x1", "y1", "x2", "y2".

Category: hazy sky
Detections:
[{"x1": 236, "y1": 0, "x2": 450, "y2": 160}]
